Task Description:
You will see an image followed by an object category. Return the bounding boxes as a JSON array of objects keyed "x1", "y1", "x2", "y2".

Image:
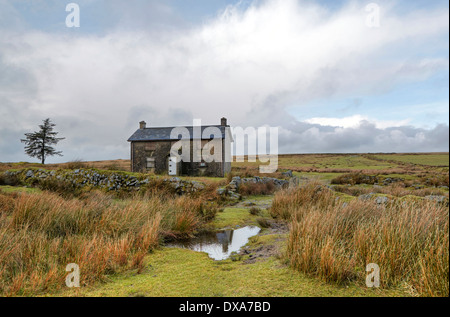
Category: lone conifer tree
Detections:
[{"x1": 21, "y1": 118, "x2": 65, "y2": 164}]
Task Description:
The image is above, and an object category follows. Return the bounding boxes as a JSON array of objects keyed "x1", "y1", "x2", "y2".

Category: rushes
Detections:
[
  {"x1": 0, "y1": 190, "x2": 208, "y2": 296},
  {"x1": 272, "y1": 183, "x2": 449, "y2": 297},
  {"x1": 239, "y1": 181, "x2": 276, "y2": 196},
  {"x1": 270, "y1": 181, "x2": 335, "y2": 220}
]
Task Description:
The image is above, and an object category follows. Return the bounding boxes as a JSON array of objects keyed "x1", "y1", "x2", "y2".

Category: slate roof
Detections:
[{"x1": 127, "y1": 125, "x2": 230, "y2": 142}]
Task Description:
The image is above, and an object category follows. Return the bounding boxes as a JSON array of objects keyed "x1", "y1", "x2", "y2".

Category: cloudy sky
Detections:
[{"x1": 0, "y1": 0, "x2": 448, "y2": 163}]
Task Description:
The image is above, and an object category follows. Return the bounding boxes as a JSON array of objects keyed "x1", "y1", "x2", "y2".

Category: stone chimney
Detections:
[
  {"x1": 139, "y1": 121, "x2": 146, "y2": 129},
  {"x1": 221, "y1": 117, "x2": 227, "y2": 126}
]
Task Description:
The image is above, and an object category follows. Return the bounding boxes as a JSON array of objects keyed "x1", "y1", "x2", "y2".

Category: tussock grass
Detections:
[
  {"x1": 333, "y1": 184, "x2": 449, "y2": 199},
  {"x1": 422, "y1": 174, "x2": 449, "y2": 187},
  {"x1": 371, "y1": 153, "x2": 449, "y2": 167},
  {"x1": 256, "y1": 218, "x2": 271, "y2": 228},
  {"x1": 331, "y1": 172, "x2": 449, "y2": 188},
  {"x1": 330, "y1": 173, "x2": 378, "y2": 185},
  {"x1": 270, "y1": 181, "x2": 334, "y2": 220},
  {"x1": 229, "y1": 166, "x2": 285, "y2": 179},
  {"x1": 0, "y1": 190, "x2": 211, "y2": 296},
  {"x1": 271, "y1": 183, "x2": 449, "y2": 297},
  {"x1": 66, "y1": 159, "x2": 89, "y2": 170},
  {"x1": 0, "y1": 173, "x2": 21, "y2": 186},
  {"x1": 249, "y1": 207, "x2": 262, "y2": 216},
  {"x1": 239, "y1": 181, "x2": 276, "y2": 196}
]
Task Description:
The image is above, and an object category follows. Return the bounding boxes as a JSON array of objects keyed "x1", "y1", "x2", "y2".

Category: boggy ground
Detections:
[
  {"x1": 2, "y1": 152, "x2": 448, "y2": 297},
  {"x1": 58, "y1": 194, "x2": 410, "y2": 297}
]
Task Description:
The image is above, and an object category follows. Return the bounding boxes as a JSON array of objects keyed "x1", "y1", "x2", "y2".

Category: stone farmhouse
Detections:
[{"x1": 127, "y1": 118, "x2": 232, "y2": 177}]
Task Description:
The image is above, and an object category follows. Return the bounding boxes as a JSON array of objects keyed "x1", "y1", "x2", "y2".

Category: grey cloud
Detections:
[
  {"x1": 126, "y1": 105, "x2": 193, "y2": 129},
  {"x1": 0, "y1": 0, "x2": 448, "y2": 162},
  {"x1": 0, "y1": 54, "x2": 37, "y2": 96},
  {"x1": 0, "y1": 127, "x2": 28, "y2": 162},
  {"x1": 0, "y1": 52, "x2": 39, "y2": 132},
  {"x1": 278, "y1": 121, "x2": 449, "y2": 154}
]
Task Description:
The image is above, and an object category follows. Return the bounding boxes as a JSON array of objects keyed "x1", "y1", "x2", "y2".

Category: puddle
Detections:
[{"x1": 167, "y1": 226, "x2": 261, "y2": 260}]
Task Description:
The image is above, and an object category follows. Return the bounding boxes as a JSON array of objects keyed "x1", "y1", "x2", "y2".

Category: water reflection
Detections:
[{"x1": 168, "y1": 226, "x2": 261, "y2": 260}]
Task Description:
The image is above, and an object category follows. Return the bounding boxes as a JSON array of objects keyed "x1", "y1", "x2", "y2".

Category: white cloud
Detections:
[
  {"x1": 0, "y1": 0, "x2": 448, "y2": 162},
  {"x1": 277, "y1": 122, "x2": 448, "y2": 154},
  {"x1": 305, "y1": 115, "x2": 411, "y2": 129}
]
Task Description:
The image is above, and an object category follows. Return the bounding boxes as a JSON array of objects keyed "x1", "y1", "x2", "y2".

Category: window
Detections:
[{"x1": 147, "y1": 157, "x2": 155, "y2": 168}]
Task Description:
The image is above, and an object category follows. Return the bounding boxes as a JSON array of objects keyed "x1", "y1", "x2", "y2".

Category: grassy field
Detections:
[
  {"x1": 58, "y1": 193, "x2": 409, "y2": 297},
  {"x1": 0, "y1": 189, "x2": 219, "y2": 296},
  {"x1": 271, "y1": 183, "x2": 448, "y2": 297},
  {"x1": 372, "y1": 153, "x2": 450, "y2": 167},
  {"x1": 233, "y1": 154, "x2": 395, "y2": 171},
  {"x1": 2, "y1": 152, "x2": 448, "y2": 178},
  {"x1": 0, "y1": 152, "x2": 448, "y2": 297},
  {"x1": 0, "y1": 159, "x2": 131, "y2": 173},
  {"x1": 233, "y1": 153, "x2": 449, "y2": 180},
  {"x1": 60, "y1": 244, "x2": 407, "y2": 297}
]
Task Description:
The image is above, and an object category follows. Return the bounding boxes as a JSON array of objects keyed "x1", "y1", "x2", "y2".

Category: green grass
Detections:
[
  {"x1": 0, "y1": 185, "x2": 41, "y2": 194},
  {"x1": 373, "y1": 154, "x2": 449, "y2": 167},
  {"x1": 379, "y1": 173, "x2": 418, "y2": 180},
  {"x1": 60, "y1": 247, "x2": 408, "y2": 297},
  {"x1": 27, "y1": 187, "x2": 420, "y2": 297},
  {"x1": 247, "y1": 233, "x2": 285, "y2": 247},
  {"x1": 179, "y1": 176, "x2": 226, "y2": 183},
  {"x1": 210, "y1": 196, "x2": 274, "y2": 229},
  {"x1": 293, "y1": 172, "x2": 344, "y2": 182},
  {"x1": 4, "y1": 153, "x2": 445, "y2": 297},
  {"x1": 233, "y1": 154, "x2": 398, "y2": 171},
  {"x1": 211, "y1": 207, "x2": 260, "y2": 229},
  {"x1": 281, "y1": 154, "x2": 395, "y2": 170},
  {"x1": 334, "y1": 192, "x2": 357, "y2": 203},
  {"x1": 242, "y1": 195, "x2": 273, "y2": 201}
]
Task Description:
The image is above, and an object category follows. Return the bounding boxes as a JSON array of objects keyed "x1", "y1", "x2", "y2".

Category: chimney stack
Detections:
[
  {"x1": 139, "y1": 121, "x2": 146, "y2": 129},
  {"x1": 221, "y1": 117, "x2": 227, "y2": 126}
]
